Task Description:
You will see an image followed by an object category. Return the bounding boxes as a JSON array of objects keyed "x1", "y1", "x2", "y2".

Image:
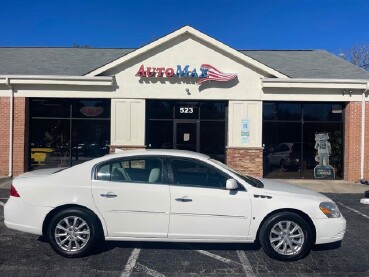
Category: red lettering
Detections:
[
  {"x1": 135, "y1": 64, "x2": 146, "y2": 77},
  {"x1": 165, "y1": 68, "x2": 175, "y2": 77},
  {"x1": 147, "y1": 67, "x2": 156, "y2": 77},
  {"x1": 156, "y1": 67, "x2": 165, "y2": 77}
]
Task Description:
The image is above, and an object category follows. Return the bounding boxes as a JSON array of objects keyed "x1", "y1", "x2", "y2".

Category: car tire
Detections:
[
  {"x1": 259, "y1": 212, "x2": 313, "y2": 261},
  {"x1": 47, "y1": 208, "x2": 101, "y2": 258}
]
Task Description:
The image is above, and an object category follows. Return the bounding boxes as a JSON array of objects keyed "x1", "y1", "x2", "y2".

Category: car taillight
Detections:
[{"x1": 10, "y1": 184, "x2": 20, "y2": 197}]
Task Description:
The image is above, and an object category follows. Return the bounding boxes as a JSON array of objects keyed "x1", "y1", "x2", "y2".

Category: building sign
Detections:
[
  {"x1": 314, "y1": 132, "x2": 335, "y2": 179},
  {"x1": 241, "y1": 119, "x2": 250, "y2": 143},
  {"x1": 80, "y1": 106, "x2": 104, "y2": 117},
  {"x1": 135, "y1": 64, "x2": 237, "y2": 84}
]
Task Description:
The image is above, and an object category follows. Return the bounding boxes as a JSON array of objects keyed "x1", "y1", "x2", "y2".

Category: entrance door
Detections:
[{"x1": 175, "y1": 122, "x2": 199, "y2": 152}]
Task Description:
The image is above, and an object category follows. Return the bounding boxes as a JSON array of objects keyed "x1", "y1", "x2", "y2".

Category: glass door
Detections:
[{"x1": 174, "y1": 121, "x2": 199, "y2": 152}]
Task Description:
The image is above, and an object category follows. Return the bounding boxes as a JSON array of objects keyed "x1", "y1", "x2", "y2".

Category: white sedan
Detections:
[{"x1": 4, "y1": 149, "x2": 346, "y2": 261}]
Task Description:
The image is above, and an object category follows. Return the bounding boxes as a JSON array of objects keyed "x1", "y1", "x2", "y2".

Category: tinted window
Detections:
[
  {"x1": 170, "y1": 159, "x2": 227, "y2": 188},
  {"x1": 97, "y1": 157, "x2": 163, "y2": 183}
]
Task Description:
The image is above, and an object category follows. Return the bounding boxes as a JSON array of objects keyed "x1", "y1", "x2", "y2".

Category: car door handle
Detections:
[
  {"x1": 175, "y1": 196, "x2": 192, "y2": 202},
  {"x1": 100, "y1": 192, "x2": 117, "y2": 198}
]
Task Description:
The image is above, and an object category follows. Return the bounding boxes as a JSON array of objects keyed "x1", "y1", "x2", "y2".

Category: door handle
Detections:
[
  {"x1": 175, "y1": 196, "x2": 192, "y2": 202},
  {"x1": 100, "y1": 192, "x2": 117, "y2": 198}
]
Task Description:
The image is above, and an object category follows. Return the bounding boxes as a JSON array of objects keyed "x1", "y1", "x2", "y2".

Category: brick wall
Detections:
[
  {"x1": 226, "y1": 147, "x2": 263, "y2": 178},
  {"x1": 0, "y1": 97, "x2": 10, "y2": 176},
  {"x1": 365, "y1": 102, "x2": 369, "y2": 180},
  {"x1": 0, "y1": 97, "x2": 28, "y2": 177},
  {"x1": 344, "y1": 101, "x2": 369, "y2": 182}
]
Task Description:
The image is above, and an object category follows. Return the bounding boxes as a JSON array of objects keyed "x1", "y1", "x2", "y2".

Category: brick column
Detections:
[
  {"x1": 0, "y1": 97, "x2": 28, "y2": 177},
  {"x1": 226, "y1": 147, "x2": 263, "y2": 178},
  {"x1": 365, "y1": 102, "x2": 369, "y2": 180},
  {"x1": 344, "y1": 101, "x2": 369, "y2": 182},
  {"x1": 0, "y1": 97, "x2": 10, "y2": 176}
]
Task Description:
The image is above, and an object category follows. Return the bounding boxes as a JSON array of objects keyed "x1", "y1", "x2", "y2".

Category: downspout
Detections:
[
  {"x1": 5, "y1": 77, "x2": 13, "y2": 177},
  {"x1": 361, "y1": 83, "x2": 369, "y2": 180}
]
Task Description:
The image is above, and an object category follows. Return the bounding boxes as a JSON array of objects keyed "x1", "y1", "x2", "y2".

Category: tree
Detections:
[{"x1": 339, "y1": 44, "x2": 369, "y2": 71}]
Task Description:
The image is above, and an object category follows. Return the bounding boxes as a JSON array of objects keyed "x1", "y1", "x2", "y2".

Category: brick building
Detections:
[{"x1": 1, "y1": 26, "x2": 369, "y2": 182}]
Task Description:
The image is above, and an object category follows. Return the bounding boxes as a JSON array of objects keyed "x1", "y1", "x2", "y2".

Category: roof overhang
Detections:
[
  {"x1": 262, "y1": 78, "x2": 369, "y2": 90},
  {"x1": 85, "y1": 26, "x2": 288, "y2": 78},
  {"x1": 0, "y1": 75, "x2": 113, "y2": 86}
]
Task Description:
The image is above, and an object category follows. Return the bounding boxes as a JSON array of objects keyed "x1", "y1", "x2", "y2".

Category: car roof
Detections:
[{"x1": 97, "y1": 149, "x2": 211, "y2": 162}]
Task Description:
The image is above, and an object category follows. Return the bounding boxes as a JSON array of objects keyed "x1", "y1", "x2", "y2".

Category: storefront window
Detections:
[
  {"x1": 263, "y1": 102, "x2": 344, "y2": 179},
  {"x1": 29, "y1": 98, "x2": 111, "y2": 170}
]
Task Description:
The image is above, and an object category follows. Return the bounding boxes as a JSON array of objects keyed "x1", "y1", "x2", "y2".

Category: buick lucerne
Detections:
[{"x1": 4, "y1": 150, "x2": 346, "y2": 261}]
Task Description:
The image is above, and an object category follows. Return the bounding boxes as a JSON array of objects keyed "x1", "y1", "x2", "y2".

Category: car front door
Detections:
[
  {"x1": 91, "y1": 156, "x2": 170, "y2": 238},
  {"x1": 168, "y1": 158, "x2": 252, "y2": 241}
]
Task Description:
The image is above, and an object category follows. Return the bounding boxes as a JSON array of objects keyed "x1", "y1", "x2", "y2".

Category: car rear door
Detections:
[{"x1": 91, "y1": 156, "x2": 170, "y2": 238}]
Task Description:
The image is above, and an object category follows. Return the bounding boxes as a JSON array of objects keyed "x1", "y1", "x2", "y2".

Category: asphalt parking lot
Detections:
[{"x1": 1, "y1": 188, "x2": 369, "y2": 277}]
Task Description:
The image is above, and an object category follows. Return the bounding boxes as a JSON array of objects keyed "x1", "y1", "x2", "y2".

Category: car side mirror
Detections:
[{"x1": 226, "y1": 179, "x2": 238, "y2": 190}]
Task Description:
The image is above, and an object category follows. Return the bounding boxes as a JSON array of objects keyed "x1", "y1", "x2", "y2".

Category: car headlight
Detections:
[{"x1": 319, "y1": 202, "x2": 341, "y2": 218}]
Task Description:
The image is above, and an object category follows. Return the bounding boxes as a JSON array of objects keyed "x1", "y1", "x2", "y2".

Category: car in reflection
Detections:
[
  {"x1": 265, "y1": 142, "x2": 315, "y2": 171},
  {"x1": 4, "y1": 149, "x2": 345, "y2": 261}
]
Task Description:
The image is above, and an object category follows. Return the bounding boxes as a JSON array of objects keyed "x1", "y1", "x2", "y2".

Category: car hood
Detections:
[
  {"x1": 259, "y1": 179, "x2": 330, "y2": 200},
  {"x1": 15, "y1": 167, "x2": 67, "y2": 179}
]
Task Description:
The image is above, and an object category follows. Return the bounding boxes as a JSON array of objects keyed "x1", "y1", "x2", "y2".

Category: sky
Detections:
[{"x1": 1, "y1": 0, "x2": 369, "y2": 55}]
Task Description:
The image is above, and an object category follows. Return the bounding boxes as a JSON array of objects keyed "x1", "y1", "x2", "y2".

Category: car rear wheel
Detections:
[
  {"x1": 259, "y1": 212, "x2": 313, "y2": 261},
  {"x1": 47, "y1": 208, "x2": 100, "y2": 258}
]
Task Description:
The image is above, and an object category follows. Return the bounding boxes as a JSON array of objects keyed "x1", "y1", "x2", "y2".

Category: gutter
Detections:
[
  {"x1": 361, "y1": 84, "x2": 369, "y2": 180},
  {"x1": 0, "y1": 75, "x2": 113, "y2": 86},
  {"x1": 5, "y1": 77, "x2": 13, "y2": 177}
]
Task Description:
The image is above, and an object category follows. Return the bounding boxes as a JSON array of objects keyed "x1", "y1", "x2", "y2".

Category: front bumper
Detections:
[
  {"x1": 314, "y1": 215, "x2": 347, "y2": 244},
  {"x1": 4, "y1": 196, "x2": 52, "y2": 236}
]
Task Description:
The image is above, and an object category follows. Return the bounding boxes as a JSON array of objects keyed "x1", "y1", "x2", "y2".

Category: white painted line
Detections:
[
  {"x1": 194, "y1": 249, "x2": 236, "y2": 265},
  {"x1": 337, "y1": 202, "x2": 369, "y2": 219},
  {"x1": 0, "y1": 201, "x2": 4, "y2": 207},
  {"x1": 181, "y1": 244, "x2": 240, "y2": 265},
  {"x1": 237, "y1": 250, "x2": 255, "y2": 277},
  {"x1": 121, "y1": 248, "x2": 141, "y2": 277},
  {"x1": 136, "y1": 263, "x2": 166, "y2": 277}
]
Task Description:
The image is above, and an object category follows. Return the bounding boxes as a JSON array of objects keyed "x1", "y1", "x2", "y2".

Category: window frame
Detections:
[{"x1": 93, "y1": 155, "x2": 169, "y2": 185}]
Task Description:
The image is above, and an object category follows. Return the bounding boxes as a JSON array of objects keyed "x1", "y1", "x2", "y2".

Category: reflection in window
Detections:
[
  {"x1": 29, "y1": 98, "x2": 111, "y2": 170},
  {"x1": 171, "y1": 159, "x2": 227, "y2": 188}
]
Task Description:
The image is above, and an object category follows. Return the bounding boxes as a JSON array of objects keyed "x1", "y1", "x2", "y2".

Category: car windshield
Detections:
[{"x1": 210, "y1": 159, "x2": 264, "y2": 188}]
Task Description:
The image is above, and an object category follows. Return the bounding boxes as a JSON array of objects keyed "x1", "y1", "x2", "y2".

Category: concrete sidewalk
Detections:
[
  {"x1": 1, "y1": 175, "x2": 368, "y2": 193},
  {"x1": 274, "y1": 179, "x2": 369, "y2": 194}
]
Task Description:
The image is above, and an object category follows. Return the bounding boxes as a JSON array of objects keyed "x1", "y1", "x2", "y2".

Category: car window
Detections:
[
  {"x1": 170, "y1": 158, "x2": 228, "y2": 189},
  {"x1": 96, "y1": 157, "x2": 163, "y2": 184}
]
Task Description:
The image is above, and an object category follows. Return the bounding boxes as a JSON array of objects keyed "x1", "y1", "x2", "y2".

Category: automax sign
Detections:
[{"x1": 135, "y1": 64, "x2": 237, "y2": 84}]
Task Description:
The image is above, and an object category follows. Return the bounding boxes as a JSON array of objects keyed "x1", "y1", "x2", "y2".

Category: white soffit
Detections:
[
  {"x1": 85, "y1": 26, "x2": 288, "y2": 78},
  {"x1": 0, "y1": 75, "x2": 113, "y2": 86},
  {"x1": 263, "y1": 78, "x2": 369, "y2": 89}
]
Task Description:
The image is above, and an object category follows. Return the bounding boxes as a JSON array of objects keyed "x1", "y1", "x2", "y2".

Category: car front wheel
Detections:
[
  {"x1": 259, "y1": 212, "x2": 313, "y2": 261},
  {"x1": 47, "y1": 208, "x2": 100, "y2": 258}
]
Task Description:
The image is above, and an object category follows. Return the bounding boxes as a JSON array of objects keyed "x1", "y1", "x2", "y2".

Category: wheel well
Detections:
[
  {"x1": 256, "y1": 208, "x2": 317, "y2": 244},
  {"x1": 42, "y1": 204, "x2": 104, "y2": 238}
]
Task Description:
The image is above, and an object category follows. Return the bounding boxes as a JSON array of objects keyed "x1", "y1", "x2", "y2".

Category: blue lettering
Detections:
[
  {"x1": 190, "y1": 68, "x2": 198, "y2": 78},
  {"x1": 176, "y1": 65, "x2": 189, "y2": 77},
  {"x1": 199, "y1": 67, "x2": 208, "y2": 78}
]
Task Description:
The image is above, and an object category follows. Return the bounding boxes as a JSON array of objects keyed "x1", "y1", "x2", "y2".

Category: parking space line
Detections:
[
  {"x1": 194, "y1": 249, "x2": 237, "y2": 265},
  {"x1": 136, "y1": 263, "x2": 166, "y2": 277},
  {"x1": 121, "y1": 248, "x2": 141, "y2": 277},
  {"x1": 337, "y1": 202, "x2": 369, "y2": 219},
  {"x1": 237, "y1": 250, "x2": 255, "y2": 277}
]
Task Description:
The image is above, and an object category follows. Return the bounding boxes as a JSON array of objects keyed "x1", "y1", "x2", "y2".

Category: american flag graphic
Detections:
[{"x1": 197, "y1": 64, "x2": 237, "y2": 85}]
